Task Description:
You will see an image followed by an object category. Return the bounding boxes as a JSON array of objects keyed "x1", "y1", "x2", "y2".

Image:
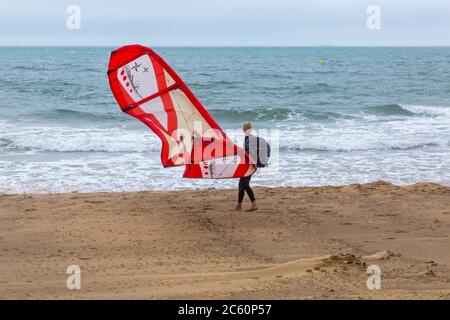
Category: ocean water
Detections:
[{"x1": 1, "y1": 47, "x2": 450, "y2": 193}]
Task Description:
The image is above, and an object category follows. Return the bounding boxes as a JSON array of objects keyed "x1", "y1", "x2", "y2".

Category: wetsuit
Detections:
[{"x1": 238, "y1": 135, "x2": 256, "y2": 203}]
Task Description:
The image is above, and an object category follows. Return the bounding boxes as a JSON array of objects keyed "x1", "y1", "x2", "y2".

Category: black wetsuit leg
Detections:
[{"x1": 238, "y1": 175, "x2": 256, "y2": 203}]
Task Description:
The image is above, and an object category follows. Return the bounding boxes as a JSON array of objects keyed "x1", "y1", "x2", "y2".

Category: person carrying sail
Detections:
[
  {"x1": 234, "y1": 122, "x2": 258, "y2": 211},
  {"x1": 234, "y1": 121, "x2": 271, "y2": 211}
]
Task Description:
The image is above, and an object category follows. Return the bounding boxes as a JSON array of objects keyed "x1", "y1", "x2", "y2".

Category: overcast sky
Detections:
[{"x1": 1, "y1": 0, "x2": 449, "y2": 46}]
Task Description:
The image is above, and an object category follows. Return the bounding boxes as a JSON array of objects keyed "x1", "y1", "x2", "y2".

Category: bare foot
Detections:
[
  {"x1": 246, "y1": 201, "x2": 258, "y2": 212},
  {"x1": 233, "y1": 204, "x2": 242, "y2": 211}
]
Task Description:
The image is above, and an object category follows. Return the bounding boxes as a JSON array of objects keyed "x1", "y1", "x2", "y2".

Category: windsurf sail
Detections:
[{"x1": 107, "y1": 44, "x2": 255, "y2": 179}]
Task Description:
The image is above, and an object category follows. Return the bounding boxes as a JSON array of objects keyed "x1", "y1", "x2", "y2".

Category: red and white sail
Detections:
[{"x1": 107, "y1": 44, "x2": 255, "y2": 179}]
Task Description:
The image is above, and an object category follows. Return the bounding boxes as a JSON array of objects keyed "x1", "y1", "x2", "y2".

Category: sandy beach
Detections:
[{"x1": 1, "y1": 181, "x2": 449, "y2": 299}]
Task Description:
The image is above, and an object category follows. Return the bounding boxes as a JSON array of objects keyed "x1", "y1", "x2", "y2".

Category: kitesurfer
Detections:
[{"x1": 234, "y1": 122, "x2": 257, "y2": 212}]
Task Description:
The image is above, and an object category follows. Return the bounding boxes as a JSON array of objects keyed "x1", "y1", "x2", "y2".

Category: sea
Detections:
[{"x1": 1, "y1": 47, "x2": 450, "y2": 194}]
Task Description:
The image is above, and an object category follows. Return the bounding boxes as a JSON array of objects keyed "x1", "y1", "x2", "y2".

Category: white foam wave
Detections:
[
  {"x1": 400, "y1": 104, "x2": 450, "y2": 117},
  {"x1": 2, "y1": 127, "x2": 161, "y2": 153}
]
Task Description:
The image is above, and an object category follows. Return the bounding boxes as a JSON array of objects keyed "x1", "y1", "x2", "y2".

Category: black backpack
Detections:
[{"x1": 246, "y1": 136, "x2": 271, "y2": 168}]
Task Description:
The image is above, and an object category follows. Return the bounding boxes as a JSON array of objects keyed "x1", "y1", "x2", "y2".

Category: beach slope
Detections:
[{"x1": 1, "y1": 181, "x2": 449, "y2": 299}]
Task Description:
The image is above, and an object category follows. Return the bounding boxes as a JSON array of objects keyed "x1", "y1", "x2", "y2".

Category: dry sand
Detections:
[{"x1": 1, "y1": 181, "x2": 449, "y2": 299}]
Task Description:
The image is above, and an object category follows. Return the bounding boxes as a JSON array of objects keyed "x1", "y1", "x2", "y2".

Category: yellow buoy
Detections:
[{"x1": 319, "y1": 59, "x2": 325, "y2": 65}]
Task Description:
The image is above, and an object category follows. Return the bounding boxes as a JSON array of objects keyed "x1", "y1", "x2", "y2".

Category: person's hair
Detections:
[{"x1": 242, "y1": 122, "x2": 252, "y2": 131}]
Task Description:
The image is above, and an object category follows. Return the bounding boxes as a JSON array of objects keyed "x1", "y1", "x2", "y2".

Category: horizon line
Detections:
[{"x1": 1, "y1": 45, "x2": 450, "y2": 48}]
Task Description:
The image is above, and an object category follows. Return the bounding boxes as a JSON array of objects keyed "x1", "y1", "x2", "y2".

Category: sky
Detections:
[{"x1": 0, "y1": 0, "x2": 450, "y2": 46}]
